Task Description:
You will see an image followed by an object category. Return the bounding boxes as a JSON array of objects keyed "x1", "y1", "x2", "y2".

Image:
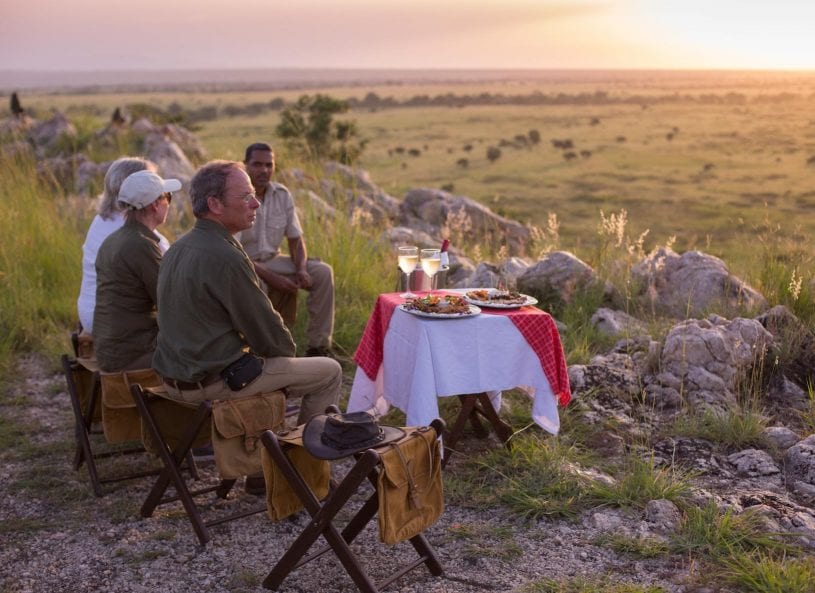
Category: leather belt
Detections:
[{"x1": 163, "y1": 375, "x2": 221, "y2": 391}]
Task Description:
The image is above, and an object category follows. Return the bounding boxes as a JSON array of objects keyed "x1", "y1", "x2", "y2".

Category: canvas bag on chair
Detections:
[
  {"x1": 211, "y1": 391, "x2": 285, "y2": 480},
  {"x1": 100, "y1": 368, "x2": 162, "y2": 443},
  {"x1": 377, "y1": 426, "x2": 444, "y2": 544},
  {"x1": 261, "y1": 428, "x2": 330, "y2": 521}
]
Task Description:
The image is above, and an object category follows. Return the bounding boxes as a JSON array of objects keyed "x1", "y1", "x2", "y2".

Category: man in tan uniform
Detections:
[{"x1": 237, "y1": 142, "x2": 335, "y2": 357}]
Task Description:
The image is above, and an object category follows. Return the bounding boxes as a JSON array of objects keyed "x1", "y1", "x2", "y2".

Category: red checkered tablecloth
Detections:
[{"x1": 353, "y1": 292, "x2": 571, "y2": 407}]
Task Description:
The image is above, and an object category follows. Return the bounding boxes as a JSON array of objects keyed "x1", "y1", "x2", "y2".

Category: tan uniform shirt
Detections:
[{"x1": 236, "y1": 182, "x2": 303, "y2": 262}]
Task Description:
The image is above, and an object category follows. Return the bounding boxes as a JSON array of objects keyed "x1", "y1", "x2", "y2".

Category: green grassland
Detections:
[{"x1": 198, "y1": 95, "x2": 815, "y2": 274}]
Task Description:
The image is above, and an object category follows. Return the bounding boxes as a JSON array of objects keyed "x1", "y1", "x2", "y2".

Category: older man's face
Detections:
[
  {"x1": 217, "y1": 168, "x2": 260, "y2": 234},
  {"x1": 245, "y1": 149, "x2": 274, "y2": 194}
]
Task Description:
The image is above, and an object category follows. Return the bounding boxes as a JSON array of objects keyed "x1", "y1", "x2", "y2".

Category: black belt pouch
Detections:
[{"x1": 221, "y1": 353, "x2": 264, "y2": 391}]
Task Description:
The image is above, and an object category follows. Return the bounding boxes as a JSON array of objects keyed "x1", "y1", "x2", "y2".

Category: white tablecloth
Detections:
[{"x1": 348, "y1": 306, "x2": 561, "y2": 434}]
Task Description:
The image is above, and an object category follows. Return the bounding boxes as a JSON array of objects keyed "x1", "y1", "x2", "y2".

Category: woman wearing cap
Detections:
[
  {"x1": 92, "y1": 170, "x2": 181, "y2": 372},
  {"x1": 76, "y1": 157, "x2": 171, "y2": 334}
]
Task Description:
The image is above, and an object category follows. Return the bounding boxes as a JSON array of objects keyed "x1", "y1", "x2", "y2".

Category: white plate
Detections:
[
  {"x1": 399, "y1": 304, "x2": 481, "y2": 319},
  {"x1": 463, "y1": 292, "x2": 539, "y2": 309}
]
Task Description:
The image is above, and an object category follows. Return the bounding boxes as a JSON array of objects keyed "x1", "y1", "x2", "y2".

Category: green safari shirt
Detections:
[
  {"x1": 93, "y1": 220, "x2": 161, "y2": 372},
  {"x1": 152, "y1": 218, "x2": 295, "y2": 382}
]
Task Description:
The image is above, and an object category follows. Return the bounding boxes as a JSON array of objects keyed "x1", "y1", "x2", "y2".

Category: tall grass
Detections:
[{"x1": 0, "y1": 154, "x2": 86, "y2": 369}]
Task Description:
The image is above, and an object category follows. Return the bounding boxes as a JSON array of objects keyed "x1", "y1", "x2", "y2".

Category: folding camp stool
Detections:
[
  {"x1": 61, "y1": 332, "x2": 163, "y2": 496},
  {"x1": 443, "y1": 392, "x2": 513, "y2": 466},
  {"x1": 130, "y1": 383, "x2": 267, "y2": 545},
  {"x1": 259, "y1": 417, "x2": 446, "y2": 593}
]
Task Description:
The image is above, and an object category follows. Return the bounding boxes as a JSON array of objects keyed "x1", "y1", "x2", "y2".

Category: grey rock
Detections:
[
  {"x1": 727, "y1": 449, "x2": 780, "y2": 476},
  {"x1": 783, "y1": 435, "x2": 815, "y2": 488},
  {"x1": 645, "y1": 499, "x2": 681, "y2": 529},
  {"x1": 400, "y1": 187, "x2": 531, "y2": 255},
  {"x1": 632, "y1": 247, "x2": 767, "y2": 318},
  {"x1": 517, "y1": 251, "x2": 610, "y2": 306},
  {"x1": 762, "y1": 426, "x2": 800, "y2": 451},
  {"x1": 656, "y1": 315, "x2": 773, "y2": 409}
]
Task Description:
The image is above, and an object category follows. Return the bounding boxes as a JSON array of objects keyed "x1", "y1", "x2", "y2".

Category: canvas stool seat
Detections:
[
  {"x1": 130, "y1": 383, "x2": 286, "y2": 545},
  {"x1": 259, "y1": 408, "x2": 445, "y2": 593},
  {"x1": 61, "y1": 332, "x2": 169, "y2": 496}
]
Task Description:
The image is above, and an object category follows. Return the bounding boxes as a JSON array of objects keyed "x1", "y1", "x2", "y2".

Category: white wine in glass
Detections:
[
  {"x1": 397, "y1": 246, "x2": 419, "y2": 298},
  {"x1": 420, "y1": 248, "x2": 441, "y2": 291}
]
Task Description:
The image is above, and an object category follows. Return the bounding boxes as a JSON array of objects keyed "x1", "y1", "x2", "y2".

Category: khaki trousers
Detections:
[
  {"x1": 263, "y1": 257, "x2": 334, "y2": 350},
  {"x1": 162, "y1": 356, "x2": 342, "y2": 425}
]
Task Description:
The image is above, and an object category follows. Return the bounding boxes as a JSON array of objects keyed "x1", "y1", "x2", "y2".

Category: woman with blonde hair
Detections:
[{"x1": 76, "y1": 157, "x2": 170, "y2": 333}]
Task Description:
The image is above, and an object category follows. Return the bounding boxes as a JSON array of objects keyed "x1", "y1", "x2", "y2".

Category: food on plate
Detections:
[
  {"x1": 465, "y1": 289, "x2": 527, "y2": 305},
  {"x1": 405, "y1": 294, "x2": 473, "y2": 315}
]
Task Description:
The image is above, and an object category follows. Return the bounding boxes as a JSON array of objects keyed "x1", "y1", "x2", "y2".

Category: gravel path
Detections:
[{"x1": 0, "y1": 355, "x2": 693, "y2": 593}]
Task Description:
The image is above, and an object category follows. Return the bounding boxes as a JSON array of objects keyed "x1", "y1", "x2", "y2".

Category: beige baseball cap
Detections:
[{"x1": 118, "y1": 170, "x2": 181, "y2": 210}]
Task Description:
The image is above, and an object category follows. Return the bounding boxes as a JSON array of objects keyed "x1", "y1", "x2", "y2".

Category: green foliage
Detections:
[
  {"x1": 276, "y1": 94, "x2": 366, "y2": 164},
  {"x1": 594, "y1": 532, "x2": 669, "y2": 558},
  {"x1": 721, "y1": 552, "x2": 815, "y2": 593},
  {"x1": 0, "y1": 154, "x2": 84, "y2": 368},
  {"x1": 522, "y1": 576, "x2": 667, "y2": 593},
  {"x1": 446, "y1": 434, "x2": 593, "y2": 520},
  {"x1": 672, "y1": 406, "x2": 768, "y2": 450},
  {"x1": 589, "y1": 454, "x2": 693, "y2": 509},
  {"x1": 288, "y1": 179, "x2": 391, "y2": 355},
  {"x1": 671, "y1": 501, "x2": 792, "y2": 559}
]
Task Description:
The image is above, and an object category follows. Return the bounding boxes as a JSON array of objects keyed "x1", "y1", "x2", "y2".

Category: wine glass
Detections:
[
  {"x1": 397, "y1": 246, "x2": 419, "y2": 298},
  {"x1": 420, "y1": 248, "x2": 441, "y2": 291}
]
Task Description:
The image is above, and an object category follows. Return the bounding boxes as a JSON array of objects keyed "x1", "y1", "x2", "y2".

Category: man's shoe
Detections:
[
  {"x1": 305, "y1": 346, "x2": 334, "y2": 358},
  {"x1": 245, "y1": 475, "x2": 266, "y2": 496}
]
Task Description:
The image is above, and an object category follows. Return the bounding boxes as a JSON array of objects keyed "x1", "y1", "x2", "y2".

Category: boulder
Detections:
[
  {"x1": 400, "y1": 188, "x2": 530, "y2": 255},
  {"x1": 783, "y1": 435, "x2": 815, "y2": 490},
  {"x1": 645, "y1": 499, "x2": 681, "y2": 530},
  {"x1": 647, "y1": 315, "x2": 773, "y2": 409},
  {"x1": 517, "y1": 251, "x2": 608, "y2": 307},
  {"x1": 762, "y1": 426, "x2": 800, "y2": 451},
  {"x1": 29, "y1": 111, "x2": 76, "y2": 156},
  {"x1": 632, "y1": 247, "x2": 766, "y2": 318},
  {"x1": 727, "y1": 449, "x2": 780, "y2": 477}
]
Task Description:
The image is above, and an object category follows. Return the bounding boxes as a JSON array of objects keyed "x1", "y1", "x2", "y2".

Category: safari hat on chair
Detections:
[{"x1": 303, "y1": 411, "x2": 404, "y2": 460}]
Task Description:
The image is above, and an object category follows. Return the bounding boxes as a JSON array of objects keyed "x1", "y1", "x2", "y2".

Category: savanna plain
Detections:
[{"x1": 2, "y1": 71, "x2": 815, "y2": 593}]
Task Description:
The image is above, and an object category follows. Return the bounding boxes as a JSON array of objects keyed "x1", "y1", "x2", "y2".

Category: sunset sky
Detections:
[{"x1": 2, "y1": 0, "x2": 814, "y2": 71}]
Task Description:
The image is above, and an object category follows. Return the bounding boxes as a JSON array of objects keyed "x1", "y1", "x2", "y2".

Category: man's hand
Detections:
[
  {"x1": 295, "y1": 269, "x2": 313, "y2": 289},
  {"x1": 254, "y1": 262, "x2": 299, "y2": 294}
]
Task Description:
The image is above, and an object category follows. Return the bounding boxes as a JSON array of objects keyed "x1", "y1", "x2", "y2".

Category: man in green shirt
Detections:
[
  {"x1": 152, "y1": 160, "x2": 341, "y2": 426},
  {"x1": 93, "y1": 170, "x2": 180, "y2": 372}
]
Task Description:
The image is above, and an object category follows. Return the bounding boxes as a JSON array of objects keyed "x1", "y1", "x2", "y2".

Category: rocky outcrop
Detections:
[
  {"x1": 29, "y1": 111, "x2": 77, "y2": 156},
  {"x1": 517, "y1": 251, "x2": 609, "y2": 307},
  {"x1": 632, "y1": 247, "x2": 767, "y2": 318},
  {"x1": 784, "y1": 435, "x2": 815, "y2": 497},
  {"x1": 399, "y1": 188, "x2": 531, "y2": 255},
  {"x1": 646, "y1": 315, "x2": 773, "y2": 409}
]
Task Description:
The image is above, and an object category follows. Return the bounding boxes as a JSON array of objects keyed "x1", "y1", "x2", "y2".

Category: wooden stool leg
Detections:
[
  {"x1": 62, "y1": 355, "x2": 104, "y2": 497},
  {"x1": 132, "y1": 386, "x2": 213, "y2": 545}
]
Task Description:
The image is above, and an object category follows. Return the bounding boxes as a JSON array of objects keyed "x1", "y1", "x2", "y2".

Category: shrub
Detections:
[{"x1": 486, "y1": 146, "x2": 501, "y2": 162}]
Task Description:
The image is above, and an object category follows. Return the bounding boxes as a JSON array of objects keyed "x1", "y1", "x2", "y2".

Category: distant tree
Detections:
[
  {"x1": 276, "y1": 94, "x2": 366, "y2": 164},
  {"x1": 456, "y1": 158, "x2": 469, "y2": 168},
  {"x1": 528, "y1": 129, "x2": 541, "y2": 144},
  {"x1": 486, "y1": 146, "x2": 501, "y2": 162}
]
